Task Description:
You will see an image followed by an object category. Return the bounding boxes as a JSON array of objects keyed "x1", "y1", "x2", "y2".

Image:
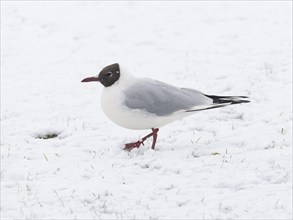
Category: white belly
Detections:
[{"x1": 100, "y1": 86, "x2": 186, "y2": 130}]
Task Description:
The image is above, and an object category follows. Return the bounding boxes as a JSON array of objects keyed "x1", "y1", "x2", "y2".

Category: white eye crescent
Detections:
[{"x1": 106, "y1": 72, "x2": 113, "y2": 77}]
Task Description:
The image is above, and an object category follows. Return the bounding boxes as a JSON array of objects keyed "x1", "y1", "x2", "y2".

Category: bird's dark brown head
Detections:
[{"x1": 81, "y1": 63, "x2": 120, "y2": 87}]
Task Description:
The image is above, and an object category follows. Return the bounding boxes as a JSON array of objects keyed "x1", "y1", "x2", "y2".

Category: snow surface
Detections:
[{"x1": 1, "y1": 1, "x2": 292, "y2": 219}]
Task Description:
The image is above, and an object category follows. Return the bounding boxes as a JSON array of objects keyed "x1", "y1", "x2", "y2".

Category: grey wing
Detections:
[{"x1": 123, "y1": 79, "x2": 212, "y2": 116}]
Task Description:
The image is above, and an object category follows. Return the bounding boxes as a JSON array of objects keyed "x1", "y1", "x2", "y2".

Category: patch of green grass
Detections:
[
  {"x1": 43, "y1": 153, "x2": 48, "y2": 161},
  {"x1": 35, "y1": 132, "x2": 59, "y2": 140},
  {"x1": 211, "y1": 152, "x2": 220, "y2": 156}
]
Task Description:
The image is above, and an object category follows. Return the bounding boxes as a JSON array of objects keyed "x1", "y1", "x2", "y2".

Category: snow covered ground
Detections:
[{"x1": 1, "y1": 1, "x2": 292, "y2": 219}]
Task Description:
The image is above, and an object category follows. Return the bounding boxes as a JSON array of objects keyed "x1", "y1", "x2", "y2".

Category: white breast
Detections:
[{"x1": 101, "y1": 85, "x2": 168, "y2": 130}]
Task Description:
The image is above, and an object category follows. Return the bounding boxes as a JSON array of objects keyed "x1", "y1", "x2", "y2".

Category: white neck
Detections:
[{"x1": 114, "y1": 65, "x2": 135, "y2": 88}]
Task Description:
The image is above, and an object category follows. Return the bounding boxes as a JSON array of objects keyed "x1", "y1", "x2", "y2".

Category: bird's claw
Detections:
[
  {"x1": 124, "y1": 128, "x2": 159, "y2": 151},
  {"x1": 124, "y1": 141, "x2": 142, "y2": 151}
]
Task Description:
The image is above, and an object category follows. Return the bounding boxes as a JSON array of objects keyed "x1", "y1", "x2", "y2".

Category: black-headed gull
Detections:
[{"x1": 82, "y1": 63, "x2": 249, "y2": 151}]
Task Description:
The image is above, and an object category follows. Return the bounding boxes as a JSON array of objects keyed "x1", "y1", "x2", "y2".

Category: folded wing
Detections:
[{"x1": 123, "y1": 79, "x2": 211, "y2": 116}]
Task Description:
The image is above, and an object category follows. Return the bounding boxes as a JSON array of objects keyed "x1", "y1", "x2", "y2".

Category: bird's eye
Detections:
[{"x1": 106, "y1": 72, "x2": 112, "y2": 77}]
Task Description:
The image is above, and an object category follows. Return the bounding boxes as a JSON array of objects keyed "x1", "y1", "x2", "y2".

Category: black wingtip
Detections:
[{"x1": 205, "y1": 95, "x2": 250, "y2": 105}]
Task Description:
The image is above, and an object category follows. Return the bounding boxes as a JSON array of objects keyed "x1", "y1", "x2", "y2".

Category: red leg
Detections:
[
  {"x1": 124, "y1": 128, "x2": 159, "y2": 151},
  {"x1": 151, "y1": 128, "x2": 159, "y2": 150}
]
